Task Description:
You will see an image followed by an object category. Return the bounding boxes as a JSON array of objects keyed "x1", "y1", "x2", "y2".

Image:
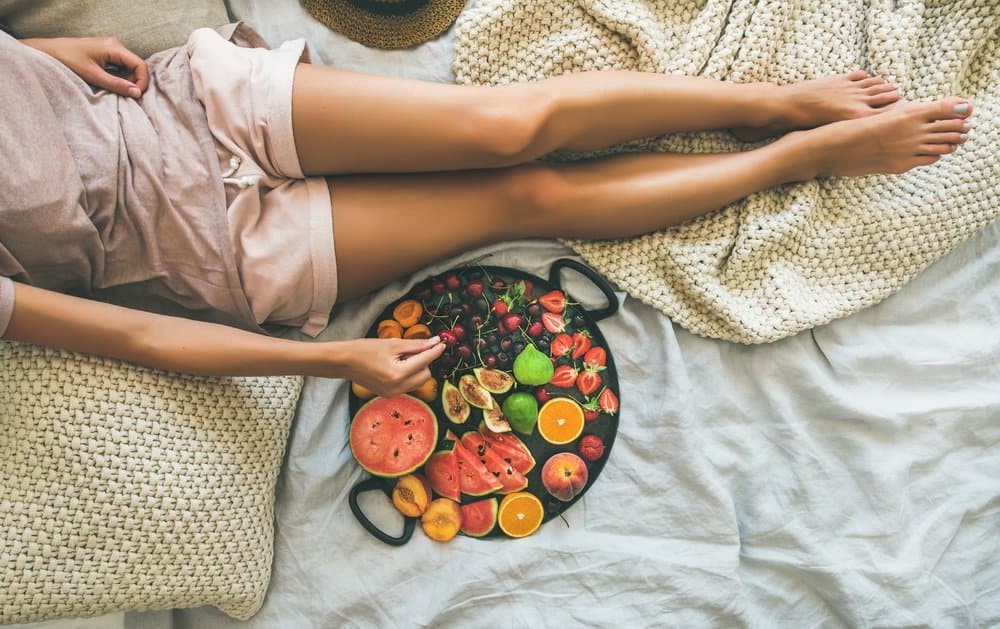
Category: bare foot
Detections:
[
  {"x1": 732, "y1": 71, "x2": 903, "y2": 142},
  {"x1": 786, "y1": 97, "x2": 973, "y2": 178}
]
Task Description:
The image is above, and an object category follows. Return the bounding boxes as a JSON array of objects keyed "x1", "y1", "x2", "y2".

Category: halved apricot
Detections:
[
  {"x1": 393, "y1": 299, "x2": 423, "y2": 328},
  {"x1": 392, "y1": 474, "x2": 431, "y2": 518},
  {"x1": 410, "y1": 378, "x2": 438, "y2": 403},
  {"x1": 377, "y1": 319, "x2": 404, "y2": 339},
  {"x1": 421, "y1": 498, "x2": 461, "y2": 542},
  {"x1": 351, "y1": 381, "x2": 377, "y2": 400},
  {"x1": 403, "y1": 323, "x2": 432, "y2": 340}
]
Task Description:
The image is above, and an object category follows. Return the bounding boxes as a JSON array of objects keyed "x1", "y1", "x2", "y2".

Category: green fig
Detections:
[{"x1": 513, "y1": 344, "x2": 554, "y2": 386}]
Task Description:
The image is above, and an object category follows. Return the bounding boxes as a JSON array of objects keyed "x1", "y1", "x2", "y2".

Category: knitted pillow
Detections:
[{"x1": 0, "y1": 342, "x2": 302, "y2": 624}]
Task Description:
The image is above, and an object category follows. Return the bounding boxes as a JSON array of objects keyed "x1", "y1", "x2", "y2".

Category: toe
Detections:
[
  {"x1": 845, "y1": 70, "x2": 870, "y2": 81},
  {"x1": 867, "y1": 90, "x2": 901, "y2": 106},
  {"x1": 926, "y1": 132, "x2": 967, "y2": 145},
  {"x1": 912, "y1": 155, "x2": 942, "y2": 169},
  {"x1": 918, "y1": 143, "x2": 956, "y2": 155},
  {"x1": 859, "y1": 76, "x2": 886, "y2": 88},
  {"x1": 866, "y1": 83, "x2": 899, "y2": 95},
  {"x1": 927, "y1": 118, "x2": 968, "y2": 133},
  {"x1": 931, "y1": 97, "x2": 973, "y2": 120}
]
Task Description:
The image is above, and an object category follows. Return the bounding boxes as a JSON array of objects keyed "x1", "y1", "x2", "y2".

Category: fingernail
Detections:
[
  {"x1": 128, "y1": 86, "x2": 141, "y2": 98},
  {"x1": 954, "y1": 103, "x2": 969, "y2": 115},
  {"x1": 430, "y1": 335, "x2": 441, "y2": 343}
]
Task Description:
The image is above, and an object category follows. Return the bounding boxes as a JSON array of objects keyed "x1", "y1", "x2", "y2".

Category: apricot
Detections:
[
  {"x1": 420, "y1": 498, "x2": 462, "y2": 542},
  {"x1": 403, "y1": 324, "x2": 432, "y2": 340},
  {"x1": 393, "y1": 299, "x2": 423, "y2": 328},
  {"x1": 351, "y1": 381, "x2": 377, "y2": 400},
  {"x1": 377, "y1": 319, "x2": 404, "y2": 339},
  {"x1": 410, "y1": 378, "x2": 438, "y2": 404},
  {"x1": 392, "y1": 474, "x2": 431, "y2": 518}
]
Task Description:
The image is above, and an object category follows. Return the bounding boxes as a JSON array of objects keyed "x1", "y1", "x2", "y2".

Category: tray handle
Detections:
[
  {"x1": 548, "y1": 258, "x2": 619, "y2": 322},
  {"x1": 348, "y1": 476, "x2": 416, "y2": 546}
]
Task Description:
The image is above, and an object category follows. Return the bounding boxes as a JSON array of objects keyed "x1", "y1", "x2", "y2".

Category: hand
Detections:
[
  {"x1": 344, "y1": 336, "x2": 446, "y2": 397},
  {"x1": 21, "y1": 36, "x2": 149, "y2": 98}
]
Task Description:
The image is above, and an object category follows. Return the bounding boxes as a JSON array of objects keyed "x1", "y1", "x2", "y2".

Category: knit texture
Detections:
[
  {"x1": 453, "y1": 0, "x2": 999, "y2": 344},
  {"x1": 0, "y1": 343, "x2": 302, "y2": 624}
]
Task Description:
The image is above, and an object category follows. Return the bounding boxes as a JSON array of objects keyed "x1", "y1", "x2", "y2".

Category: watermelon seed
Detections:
[
  {"x1": 403, "y1": 419, "x2": 413, "y2": 425},
  {"x1": 393, "y1": 448, "x2": 400, "y2": 458},
  {"x1": 391, "y1": 411, "x2": 401, "y2": 419}
]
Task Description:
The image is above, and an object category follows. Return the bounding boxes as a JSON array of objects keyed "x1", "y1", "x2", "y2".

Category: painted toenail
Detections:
[{"x1": 954, "y1": 103, "x2": 969, "y2": 114}]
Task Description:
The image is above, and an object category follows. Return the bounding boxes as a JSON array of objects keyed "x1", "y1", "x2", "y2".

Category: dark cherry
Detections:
[
  {"x1": 527, "y1": 304, "x2": 542, "y2": 318},
  {"x1": 534, "y1": 387, "x2": 551, "y2": 404},
  {"x1": 461, "y1": 303, "x2": 472, "y2": 315},
  {"x1": 452, "y1": 324, "x2": 467, "y2": 341},
  {"x1": 573, "y1": 314, "x2": 586, "y2": 329},
  {"x1": 497, "y1": 352, "x2": 510, "y2": 367},
  {"x1": 537, "y1": 338, "x2": 550, "y2": 351},
  {"x1": 484, "y1": 354, "x2": 499, "y2": 368},
  {"x1": 457, "y1": 344, "x2": 473, "y2": 361},
  {"x1": 527, "y1": 321, "x2": 544, "y2": 338},
  {"x1": 501, "y1": 312, "x2": 523, "y2": 332},
  {"x1": 500, "y1": 337, "x2": 513, "y2": 352},
  {"x1": 431, "y1": 280, "x2": 445, "y2": 295},
  {"x1": 491, "y1": 278, "x2": 507, "y2": 291},
  {"x1": 486, "y1": 332, "x2": 499, "y2": 345},
  {"x1": 470, "y1": 314, "x2": 484, "y2": 329},
  {"x1": 512, "y1": 341, "x2": 525, "y2": 355},
  {"x1": 449, "y1": 306, "x2": 464, "y2": 319},
  {"x1": 445, "y1": 273, "x2": 461, "y2": 290},
  {"x1": 467, "y1": 280, "x2": 485, "y2": 298},
  {"x1": 476, "y1": 338, "x2": 488, "y2": 352},
  {"x1": 439, "y1": 330, "x2": 458, "y2": 346}
]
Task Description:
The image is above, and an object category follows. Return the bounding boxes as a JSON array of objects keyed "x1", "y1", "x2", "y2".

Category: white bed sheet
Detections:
[{"x1": 93, "y1": 1, "x2": 1000, "y2": 626}]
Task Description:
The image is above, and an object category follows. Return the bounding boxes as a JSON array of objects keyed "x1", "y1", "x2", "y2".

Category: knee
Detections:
[
  {"x1": 499, "y1": 163, "x2": 570, "y2": 230},
  {"x1": 471, "y1": 87, "x2": 555, "y2": 164}
]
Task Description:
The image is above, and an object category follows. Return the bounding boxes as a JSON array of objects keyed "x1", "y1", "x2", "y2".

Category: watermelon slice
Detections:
[
  {"x1": 460, "y1": 498, "x2": 498, "y2": 537},
  {"x1": 454, "y1": 437, "x2": 503, "y2": 496},
  {"x1": 425, "y1": 442, "x2": 460, "y2": 502},
  {"x1": 479, "y1": 424, "x2": 536, "y2": 474},
  {"x1": 461, "y1": 432, "x2": 528, "y2": 495},
  {"x1": 349, "y1": 395, "x2": 438, "y2": 478}
]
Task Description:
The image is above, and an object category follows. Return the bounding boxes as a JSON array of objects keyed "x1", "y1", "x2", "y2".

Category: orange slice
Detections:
[
  {"x1": 537, "y1": 398, "x2": 585, "y2": 445},
  {"x1": 498, "y1": 492, "x2": 544, "y2": 538},
  {"x1": 393, "y1": 299, "x2": 423, "y2": 328}
]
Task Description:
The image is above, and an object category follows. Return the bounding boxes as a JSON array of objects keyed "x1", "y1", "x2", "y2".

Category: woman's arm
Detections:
[
  {"x1": 19, "y1": 36, "x2": 149, "y2": 98},
  {"x1": 2, "y1": 281, "x2": 445, "y2": 396}
]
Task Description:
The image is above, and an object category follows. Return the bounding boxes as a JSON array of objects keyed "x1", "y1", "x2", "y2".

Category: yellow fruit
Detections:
[
  {"x1": 497, "y1": 492, "x2": 544, "y2": 538},
  {"x1": 377, "y1": 319, "x2": 404, "y2": 339},
  {"x1": 393, "y1": 299, "x2": 423, "y2": 328},
  {"x1": 403, "y1": 324, "x2": 433, "y2": 340},
  {"x1": 351, "y1": 381, "x2": 377, "y2": 400},
  {"x1": 421, "y1": 498, "x2": 461, "y2": 542},
  {"x1": 392, "y1": 474, "x2": 431, "y2": 518},
  {"x1": 537, "y1": 398, "x2": 585, "y2": 445},
  {"x1": 410, "y1": 378, "x2": 438, "y2": 404}
]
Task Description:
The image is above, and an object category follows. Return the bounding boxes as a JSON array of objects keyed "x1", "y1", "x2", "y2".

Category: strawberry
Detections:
[
  {"x1": 571, "y1": 331, "x2": 591, "y2": 360},
  {"x1": 582, "y1": 398, "x2": 601, "y2": 422},
  {"x1": 576, "y1": 370, "x2": 601, "y2": 396},
  {"x1": 492, "y1": 299, "x2": 509, "y2": 316},
  {"x1": 578, "y1": 435, "x2": 605, "y2": 461},
  {"x1": 583, "y1": 346, "x2": 606, "y2": 369},
  {"x1": 550, "y1": 333, "x2": 574, "y2": 357},
  {"x1": 550, "y1": 365, "x2": 578, "y2": 388},
  {"x1": 538, "y1": 289, "x2": 566, "y2": 314},
  {"x1": 541, "y1": 311, "x2": 566, "y2": 334},
  {"x1": 598, "y1": 387, "x2": 619, "y2": 415},
  {"x1": 527, "y1": 321, "x2": 544, "y2": 338}
]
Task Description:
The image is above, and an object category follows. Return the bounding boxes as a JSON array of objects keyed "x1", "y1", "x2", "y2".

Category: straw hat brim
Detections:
[{"x1": 301, "y1": 0, "x2": 468, "y2": 50}]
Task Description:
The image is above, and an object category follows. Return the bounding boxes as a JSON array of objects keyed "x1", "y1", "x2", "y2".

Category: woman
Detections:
[{"x1": 0, "y1": 25, "x2": 973, "y2": 396}]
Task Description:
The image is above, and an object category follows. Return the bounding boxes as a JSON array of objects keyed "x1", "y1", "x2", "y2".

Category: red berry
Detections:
[
  {"x1": 501, "y1": 312, "x2": 523, "y2": 333},
  {"x1": 542, "y1": 312, "x2": 566, "y2": 334},
  {"x1": 584, "y1": 409, "x2": 599, "y2": 422},
  {"x1": 550, "y1": 333, "x2": 574, "y2": 358},
  {"x1": 439, "y1": 330, "x2": 457, "y2": 346},
  {"x1": 578, "y1": 435, "x2": 605, "y2": 461},
  {"x1": 445, "y1": 273, "x2": 461, "y2": 290},
  {"x1": 491, "y1": 278, "x2": 507, "y2": 291},
  {"x1": 467, "y1": 280, "x2": 484, "y2": 298},
  {"x1": 431, "y1": 280, "x2": 445, "y2": 295},
  {"x1": 583, "y1": 347, "x2": 607, "y2": 369},
  {"x1": 484, "y1": 354, "x2": 498, "y2": 368},
  {"x1": 470, "y1": 315, "x2": 484, "y2": 329},
  {"x1": 598, "y1": 388, "x2": 619, "y2": 415},
  {"x1": 550, "y1": 365, "x2": 578, "y2": 388},
  {"x1": 571, "y1": 332, "x2": 591, "y2": 360},
  {"x1": 527, "y1": 322, "x2": 544, "y2": 338},
  {"x1": 576, "y1": 370, "x2": 602, "y2": 396},
  {"x1": 492, "y1": 299, "x2": 509, "y2": 316},
  {"x1": 534, "y1": 387, "x2": 552, "y2": 404},
  {"x1": 458, "y1": 344, "x2": 473, "y2": 361},
  {"x1": 452, "y1": 324, "x2": 467, "y2": 341},
  {"x1": 538, "y1": 289, "x2": 567, "y2": 314}
]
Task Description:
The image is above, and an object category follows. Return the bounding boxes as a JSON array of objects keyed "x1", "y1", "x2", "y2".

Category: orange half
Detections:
[
  {"x1": 537, "y1": 398, "x2": 585, "y2": 445},
  {"x1": 498, "y1": 492, "x2": 544, "y2": 538}
]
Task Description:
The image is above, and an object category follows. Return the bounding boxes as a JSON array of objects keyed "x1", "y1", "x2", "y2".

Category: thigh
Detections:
[
  {"x1": 292, "y1": 64, "x2": 538, "y2": 176},
  {"x1": 329, "y1": 169, "x2": 523, "y2": 302}
]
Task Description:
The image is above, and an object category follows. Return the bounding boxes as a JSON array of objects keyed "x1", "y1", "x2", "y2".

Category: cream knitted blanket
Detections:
[{"x1": 453, "y1": 0, "x2": 999, "y2": 343}]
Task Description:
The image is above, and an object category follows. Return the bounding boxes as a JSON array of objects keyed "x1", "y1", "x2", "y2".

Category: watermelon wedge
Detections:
[
  {"x1": 461, "y1": 432, "x2": 528, "y2": 495},
  {"x1": 460, "y1": 498, "x2": 498, "y2": 537},
  {"x1": 454, "y1": 436, "x2": 503, "y2": 496},
  {"x1": 425, "y1": 442, "x2": 460, "y2": 502},
  {"x1": 479, "y1": 424, "x2": 536, "y2": 474}
]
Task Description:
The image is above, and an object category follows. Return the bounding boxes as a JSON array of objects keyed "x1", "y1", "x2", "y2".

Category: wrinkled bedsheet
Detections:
[{"x1": 38, "y1": 1, "x2": 998, "y2": 627}]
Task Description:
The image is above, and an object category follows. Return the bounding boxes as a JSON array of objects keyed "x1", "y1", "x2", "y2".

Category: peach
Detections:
[
  {"x1": 421, "y1": 498, "x2": 462, "y2": 542},
  {"x1": 541, "y1": 452, "x2": 589, "y2": 502},
  {"x1": 391, "y1": 474, "x2": 431, "y2": 518}
]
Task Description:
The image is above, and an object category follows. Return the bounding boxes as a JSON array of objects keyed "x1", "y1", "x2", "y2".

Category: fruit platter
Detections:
[{"x1": 347, "y1": 259, "x2": 620, "y2": 544}]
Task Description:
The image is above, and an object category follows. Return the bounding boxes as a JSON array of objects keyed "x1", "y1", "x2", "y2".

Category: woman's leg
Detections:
[
  {"x1": 292, "y1": 64, "x2": 907, "y2": 175},
  {"x1": 331, "y1": 98, "x2": 969, "y2": 300}
]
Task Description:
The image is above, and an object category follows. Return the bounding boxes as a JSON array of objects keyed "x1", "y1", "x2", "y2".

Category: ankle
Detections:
[
  {"x1": 767, "y1": 130, "x2": 824, "y2": 181},
  {"x1": 745, "y1": 83, "x2": 787, "y2": 128}
]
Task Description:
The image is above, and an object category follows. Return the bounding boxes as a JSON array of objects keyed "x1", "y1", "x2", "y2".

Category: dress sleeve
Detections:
[{"x1": 0, "y1": 276, "x2": 15, "y2": 338}]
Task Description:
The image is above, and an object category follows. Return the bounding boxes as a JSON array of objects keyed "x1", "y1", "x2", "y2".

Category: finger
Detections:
[
  {"x1": 80, "y1": 62, "x2": 142, "y2": 98},
  {"x1": 399, "y1": 368, "x2": 433, "y2": 394},
  {"x1": 106, "y1": 45, "x2": 149, "y2": 94},
  {"x1": 400, "y1": 342, "x2": 447, "y2": 373},
  {"x1": 396, "y1": 336, "x2": 443, "y2": 358}
]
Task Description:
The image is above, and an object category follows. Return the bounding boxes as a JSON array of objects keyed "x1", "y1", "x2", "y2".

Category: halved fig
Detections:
[
  {"x1": 474, "y1": 368, "x2": 515, "y2": 394},
  {"x1": 482, "y1": 404, "x2": 512, "y2": 433},
  {"x1": 459, "y1": 374, "x2": 493, "y2": 410},
  {"x1": 442, "y1": 380, "x2": 470, "y2": 424}
]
